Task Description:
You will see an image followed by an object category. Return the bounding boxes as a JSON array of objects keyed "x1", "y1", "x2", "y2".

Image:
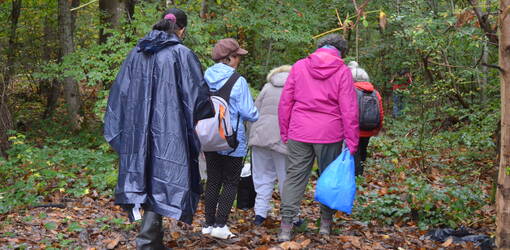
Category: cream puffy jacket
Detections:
[{"x1": 248, "y1": 65, "x2": 291, "y2": 155}]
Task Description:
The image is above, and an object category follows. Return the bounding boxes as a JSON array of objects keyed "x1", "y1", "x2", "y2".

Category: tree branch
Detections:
[
  {"x1": 70, "y1": 0, "x2": 98, "y2": 12},
  {"x1": 481, "y1": 63, "x2": 505, "y2": 73},
  {"x1": 469, "y1": 0, "x2": 499, "y2": 45}
]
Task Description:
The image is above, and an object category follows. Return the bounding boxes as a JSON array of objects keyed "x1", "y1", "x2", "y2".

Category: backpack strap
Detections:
[
  {"x1": 214, "y1": 71, "x2": 242, "y2": 155},
  {"x1": 214, "y1": 72, "x2": 241, "y2": 103}
]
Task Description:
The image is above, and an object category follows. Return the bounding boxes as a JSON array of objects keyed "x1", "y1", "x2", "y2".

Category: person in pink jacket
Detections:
[{"x1": 278, "y1": 34, "x2": 359, "y2": 241}]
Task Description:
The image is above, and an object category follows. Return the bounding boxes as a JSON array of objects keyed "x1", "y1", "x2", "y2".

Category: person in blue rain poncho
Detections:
[{"x1": 104, "y1": 8, "x2": 214, "y2": 249}]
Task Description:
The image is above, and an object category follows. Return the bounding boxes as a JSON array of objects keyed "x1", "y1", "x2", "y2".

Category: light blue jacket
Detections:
[{"x1": 204, "y1": 63, "x2": 259, "y2": 157}]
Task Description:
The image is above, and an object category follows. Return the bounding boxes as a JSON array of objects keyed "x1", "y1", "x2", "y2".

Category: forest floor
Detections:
[
  {"x1": 0, "y1": 182, "x2": 493, "y2": 250},
  {"x1": 0, "y1": 100, "x2": 496, "y2": 249}
]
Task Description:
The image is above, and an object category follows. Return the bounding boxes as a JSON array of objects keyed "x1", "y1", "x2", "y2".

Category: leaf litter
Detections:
[
  {"x1": 0, "y1": 145, "x2": 496, "y2": 249},
  {"x1": 0, "y1": 188, "x2": 490, "y2": 249}
]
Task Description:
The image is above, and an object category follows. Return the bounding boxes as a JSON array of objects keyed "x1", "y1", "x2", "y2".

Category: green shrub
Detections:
[{"x1": 0, "y1": 132, "x2": 118, "y2": 213}]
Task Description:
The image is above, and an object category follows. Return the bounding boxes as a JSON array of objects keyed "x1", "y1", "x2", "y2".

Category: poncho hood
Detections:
[{"x1": 137, "y1": 30, "x2": 181, "y2": 55}]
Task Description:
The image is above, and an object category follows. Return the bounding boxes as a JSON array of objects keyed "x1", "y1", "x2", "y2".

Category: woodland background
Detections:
[{"x1": 0, "y1": 0, "x2": 508, "y2": 248}]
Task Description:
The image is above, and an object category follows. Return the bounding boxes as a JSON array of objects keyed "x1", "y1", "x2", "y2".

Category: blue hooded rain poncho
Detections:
[{"x1": 104, "y1": 30, "x2": 214, "y2": 224}]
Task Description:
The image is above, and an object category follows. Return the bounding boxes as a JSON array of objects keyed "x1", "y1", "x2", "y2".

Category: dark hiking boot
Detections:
[
  {"x1": 136, "y1": 211, "x2": 167, "y2": 250},
  {"x1": 319, "y1": 217, "x2": 332, "y2": 235},
  {"x1": 254, "y1": 215, "x2": 266, "y2": 226},
  {"x1": 293, "y1": 218, "x2": 305, "y2": 227},
  {"x1": 278, "y1": 221, "x2": 293, "y2": 242}
]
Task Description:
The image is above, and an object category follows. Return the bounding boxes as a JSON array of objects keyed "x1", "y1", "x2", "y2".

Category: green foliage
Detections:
[
  {"x1": 0, "y1": 132, "x2": 117, "y2": 213},
  {"x1": 353, "y1": 114, "x2": 493, "y2": 229}
]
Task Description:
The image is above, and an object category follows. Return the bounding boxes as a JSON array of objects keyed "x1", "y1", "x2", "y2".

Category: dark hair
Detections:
[
  {"x1": 317, "y1": 34, "x2": 348, "y2": 54},
  {"x1": 399, "y1": 68, "x2": 410, "y2": 75},
  {"x1": 152, "y1": 8, "x2": 187, "y2": 35}
]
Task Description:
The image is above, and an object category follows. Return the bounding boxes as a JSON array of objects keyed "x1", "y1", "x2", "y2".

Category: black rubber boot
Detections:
[{"x1": 135, "y1": 211, "x2": 166, "y2": 250}]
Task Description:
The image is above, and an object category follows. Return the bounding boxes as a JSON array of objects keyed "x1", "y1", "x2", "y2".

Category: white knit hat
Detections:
[{"x1": 348, "y1": 61, "x2": 370, "y2": 82}]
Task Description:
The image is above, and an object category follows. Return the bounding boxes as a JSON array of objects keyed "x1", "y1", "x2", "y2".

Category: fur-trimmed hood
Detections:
[{"x1": 267, "y1": 65, "x2": 292, "y2": 87}]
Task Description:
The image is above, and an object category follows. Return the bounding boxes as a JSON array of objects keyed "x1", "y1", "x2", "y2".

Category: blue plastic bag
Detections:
[{"x1": 314, "y1": 148, "x2": 356, "y2": 214}]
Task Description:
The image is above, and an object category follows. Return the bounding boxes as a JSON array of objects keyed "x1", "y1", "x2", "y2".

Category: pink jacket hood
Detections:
[
  {"x1": 306, "y1": 48, "x2": 345, "y2": 80},
  {"x1": 278, "y1": 48, "x2": 359, "y2": 154}
]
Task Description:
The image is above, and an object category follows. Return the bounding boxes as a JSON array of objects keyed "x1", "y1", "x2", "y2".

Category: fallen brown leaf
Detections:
[
  {"x1": 279, "y1": 241, "x2": 302, "y2": 250},
  {"x1": 171, "y1": 231, "x2": 181, "y2": 240},
  {"x1": 339, "y1": 235, "x2": 361, "y2": 248},
  {"x1": 261, "y1": 234, "x2": 272, "y2": 244},
  {"x1": 442, "y1": 237, "x2": 454, "y2": 247},
  {"x1": 105, "y1": 236, "x2": 121, "y2": 249},
  {"x1": 371, "y1": 242, "x2": 385, "y2": 250},
  {"x1": 300, "y1": 239, "x2": 311, "y2": 248}
]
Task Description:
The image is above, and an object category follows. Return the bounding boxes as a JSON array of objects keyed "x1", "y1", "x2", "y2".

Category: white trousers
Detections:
[{"x1": 252, "y1": 146, "x2": 287, "y2": 218}]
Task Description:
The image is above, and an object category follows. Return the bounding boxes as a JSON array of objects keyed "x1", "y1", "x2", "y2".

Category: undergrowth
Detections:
[
  {"x1": 0, "y1": 126, "x2": 117, "y2": 214},
  {"x1": 352, "y1": 107, "x2": 496, "y2": 230}
]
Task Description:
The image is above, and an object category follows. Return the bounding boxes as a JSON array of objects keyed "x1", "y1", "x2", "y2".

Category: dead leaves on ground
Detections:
[{"x1": 0, "y1": 194, "x2": 481, "y2": 249}]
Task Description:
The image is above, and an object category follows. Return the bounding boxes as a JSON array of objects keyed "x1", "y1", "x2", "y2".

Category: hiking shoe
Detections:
[
  {"x1": 254, "y1": 215, "x2": 266, "y2": 226},
  {"x1": 319, "y1": 218, "x2": 332, "y2": 235},
  {"x1": 201, "y1": 225, "x2": 213, "y2": 235},
  {"x1": 210, "y1": 225, "x2": 236, "y2": 239},
  {"x1": 278, "y1": 221, "x2": 293, "y2": 242},
  {"x1": 293, "y1": 218, "x2": 304, "y2": 227}
]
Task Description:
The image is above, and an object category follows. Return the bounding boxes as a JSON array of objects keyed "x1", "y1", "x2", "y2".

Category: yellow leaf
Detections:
[{"x1": 379, "y1": 11, "x2": 387, "y2": 30}]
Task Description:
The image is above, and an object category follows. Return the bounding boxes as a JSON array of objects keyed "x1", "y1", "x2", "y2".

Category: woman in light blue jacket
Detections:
[{"x1": 201, "y1": 38, "x2": 259, "y2": 239}]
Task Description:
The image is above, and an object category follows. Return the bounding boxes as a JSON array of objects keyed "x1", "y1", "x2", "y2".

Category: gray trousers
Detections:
[{"x1": 280, "y1": 139, "x2": 342, "y2": 224}]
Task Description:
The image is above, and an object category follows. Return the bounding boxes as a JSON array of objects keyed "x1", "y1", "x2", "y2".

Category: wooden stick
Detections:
[
  {"x1": 312, "y1": 27, "x2": 343, "y2": 39},
  {"x1": 335, "y1": 9, "x2": 343, "y2": 26},
  {"x1": 70, "y1": 0, "x2": 98, "y2": 12}
]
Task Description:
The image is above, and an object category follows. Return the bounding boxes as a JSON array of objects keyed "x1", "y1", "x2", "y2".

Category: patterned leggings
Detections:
[{"x1": 204, "y1": 152, "x2": 244, "y2": 226}]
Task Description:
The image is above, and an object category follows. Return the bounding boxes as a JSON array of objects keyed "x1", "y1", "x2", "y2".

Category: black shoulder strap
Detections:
[{"x1": 214, "y1": 72, "x2": 241, "y2": 103}]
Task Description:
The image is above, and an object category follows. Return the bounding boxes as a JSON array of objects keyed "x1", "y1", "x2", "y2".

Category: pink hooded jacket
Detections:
[{"x1": 278, "y1": 48, "x2": 359, "y2": 153}]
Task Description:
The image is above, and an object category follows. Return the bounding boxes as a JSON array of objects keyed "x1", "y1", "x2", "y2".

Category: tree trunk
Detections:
[
  {"x1": 98, "y1": 0, "x2": 125, "y2": 44},
  {"x1": 481, "y1": 41, "x2": 488, "y2": 104},
  {"x1": 5, "y1": 0, "x2": 21, "y2": 88},
  {"x1": 125, "y1": 0, "x2": 136, "y2": 22},
  {"x1": 497, "y1": 0, "x2": 510, "y2": 248},
  {"x1": 41, "y1": 16, "x2": 60, "y2": 119},
  {"x1": 0, "y1": 0, "x2": 21, "y2": 157},
  {"x1": 58, "y1": 0, "x2": 82, "y2": 130},
  {"x1": 200, "y1": 0, "x2": 208, "y2": 19}
]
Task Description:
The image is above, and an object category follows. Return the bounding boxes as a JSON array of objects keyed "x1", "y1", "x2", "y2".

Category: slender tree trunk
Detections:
[
  {"x1": 481, "y1": 41, "x2": 488, "y2": 104},
  {"x1": 124, "y1": 0, "x2": 137, "y2": 43},
  {"x1": 58, "y1": 0, "x2": 82, "y2": 130},
  {"x1": 125, "y1": 0, "x2": 136, "y2": 22},
  {"x1": 200, "y1": 0, "x2": 208, "y2": 19},
  {"x1": 0, "y1": 0, "x2": 21, "y2": 157},
  {"x1": 41, "y1": 16, "x2": 60, "y2": 119},
  {"x1": 5, "y1": 0, "x2": 21, "y2": 87},
  {"x1": 98, "y1": 0, "x2": 125, "y2": 44},
  {"x1": 497, "y1": 0, "x2": 510, "y2": 248},
  {"x1": 71, "y1": 0, "x2": 79, "y2": 36}
]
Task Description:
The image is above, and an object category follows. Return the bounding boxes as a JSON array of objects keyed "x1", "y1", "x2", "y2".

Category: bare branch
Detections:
[{"x1": 469, "y1": 0, "x2": 499, "y2": 45}]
